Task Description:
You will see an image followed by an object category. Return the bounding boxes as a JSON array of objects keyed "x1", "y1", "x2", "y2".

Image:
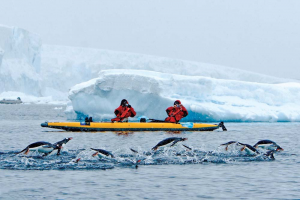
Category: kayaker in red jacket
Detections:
[
  {"x1": 111, "y1": 99, "x2": 136, "y2": 122},
  {"x1": 165, "y1": 100, "x2": 188, "y2": 123}
]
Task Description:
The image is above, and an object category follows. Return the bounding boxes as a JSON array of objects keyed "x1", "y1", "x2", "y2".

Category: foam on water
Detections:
[{"x1": 0, "y1": 143, "x2": 280, "y2": 171}]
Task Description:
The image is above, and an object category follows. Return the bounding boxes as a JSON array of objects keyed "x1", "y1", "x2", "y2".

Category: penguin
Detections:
[
  {"x1": 18, "y1": 141, "x2": 61, "y2": 156},
  {"x1": 152, "y1": 137, "x2": 188, "y2": 151},
  {"x1": 52, "y1": 137, "x2": 73, "y2": 155},
  {"x1": 91, "y1": 148, "x2": 115, "y2": 158},
  {"x1": 238, "y1": 143, "x2": 260, "y2": 156},
  {"x1": 253, "y1": 140, "x2": 284, "y2": 151}
]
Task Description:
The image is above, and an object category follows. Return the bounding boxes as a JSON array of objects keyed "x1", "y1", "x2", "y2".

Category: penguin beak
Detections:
[
  {"x1": 276, "y1": 147, "x2": 284, "y2": 151},
  {"x1": 183, "y1": 138, "x2": 188, "y2": 141},
  {"x1": 69, "y1": 137, "x2": 73, "y2": 140}
]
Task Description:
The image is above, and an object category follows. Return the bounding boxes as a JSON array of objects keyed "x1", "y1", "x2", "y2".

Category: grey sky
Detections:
[{"x1": 1, "y1": 0, "x2": 299, "y2": 79}]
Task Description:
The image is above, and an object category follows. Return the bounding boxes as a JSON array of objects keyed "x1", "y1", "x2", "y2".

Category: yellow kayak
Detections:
[{"x1": 41, "y1": 121, "x2": 226, "y2": 132}]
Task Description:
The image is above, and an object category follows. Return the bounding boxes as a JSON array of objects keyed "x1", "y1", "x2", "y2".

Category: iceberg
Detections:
[
  {"x1": 1, "y1": 24, "x2": 300, "y2": 121},
  {"x1": 68, "y1": 69, "x2": 300, "y2": 122}
]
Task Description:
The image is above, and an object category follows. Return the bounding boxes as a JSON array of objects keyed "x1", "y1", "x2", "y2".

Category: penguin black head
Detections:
[
  {"x1": 61, "y1": 137, "x2": 73, "y2": 144},
  {"x1": 54, "y1": 137, "x2": 73, "y2": 147}
]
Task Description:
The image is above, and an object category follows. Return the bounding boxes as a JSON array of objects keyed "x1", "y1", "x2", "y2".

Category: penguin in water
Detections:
[
  {"x1": 91, "y1": 148, "x2": 115, "y2": 158},
  {"x1": 18, "y1": 141, "x2": 61, "y2": 156},
  {"x1": 253, "y1": 140, "x2": 284, "y2": 151},
  {"x1": 152, "y1": 137, "x2": 188, "y2": 151},
  {"x1": 52, "y1": 137, "x2": 73, "y2": 155}
]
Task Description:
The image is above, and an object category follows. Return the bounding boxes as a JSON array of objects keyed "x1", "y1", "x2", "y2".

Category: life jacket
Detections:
[
  {"x1": 111, "y1": 105, "x2": 136, "y2": 122},
  {"x1": 165, "y1": 105, "x2": 188, "y2": 123}
]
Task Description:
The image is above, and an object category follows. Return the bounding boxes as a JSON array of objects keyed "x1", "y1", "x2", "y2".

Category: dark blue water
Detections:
[{"x1": 0, "y1": 104, "x2": 299, "y2": 199}]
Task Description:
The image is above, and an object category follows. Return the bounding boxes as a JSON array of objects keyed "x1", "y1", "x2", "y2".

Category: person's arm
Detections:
[
  {"x1": 166, "y1": 107, "x2": 173, "y2": 116},
  {"x1": 181, "y1": 105, "x2": 188, "y2": 117},
  {"x1": 126, "y1": 104, "x2": 136, "y2": 117},
  {"x1": 129, "y1": 106, "x2": 136, "y2": 117},
  {"x1": 114, "y1": 106, "x2": 121, "y2": 117}
]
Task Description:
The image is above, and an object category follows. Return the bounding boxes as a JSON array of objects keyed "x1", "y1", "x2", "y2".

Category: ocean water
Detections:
[{"x1": 0, "y1": 104, "x2": 299, "y2": 199}]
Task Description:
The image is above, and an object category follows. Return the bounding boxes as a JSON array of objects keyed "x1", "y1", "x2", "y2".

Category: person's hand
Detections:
[{"x1": 127, "y1": 104, "x2": 131, "y2": 108}]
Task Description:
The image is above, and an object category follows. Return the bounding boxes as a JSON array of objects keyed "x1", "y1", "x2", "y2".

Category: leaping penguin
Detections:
[
  {"x1": 18, "y1": 141, "x2": 61, "y2": 156},
  {"x1": 152, "y1": 137, "x2": 188, "y2": 151},
  {"x1": 253, "y1": 140, "x2": 284, "y2": 151}
]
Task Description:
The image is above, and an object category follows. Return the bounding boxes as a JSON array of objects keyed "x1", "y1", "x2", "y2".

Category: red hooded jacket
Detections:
[
  {"x1": 111, "y1": 100, "x2": 136, "y2": 122},
  {"x1": 165, "y1": 100, "x2": 188, "y2": 123}
]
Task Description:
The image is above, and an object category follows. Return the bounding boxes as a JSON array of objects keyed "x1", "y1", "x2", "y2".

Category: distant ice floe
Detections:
[
  {"x1": 67, "y1": 69, "x2": 300, "y2": 122},
  {"x1": 0, "y1": 91, "x2": 64, "y2": 105}
]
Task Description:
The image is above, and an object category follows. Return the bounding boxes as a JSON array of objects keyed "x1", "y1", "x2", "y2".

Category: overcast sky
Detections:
[{"x1": 1, "y1": 0, "x2": 299, "y2": 79}]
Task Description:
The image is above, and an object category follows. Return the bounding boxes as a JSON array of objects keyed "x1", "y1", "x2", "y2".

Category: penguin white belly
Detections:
[
  {"x1": 257, "y1": 144, "x2": 276, "y2": 150},
  {"x1": 37, "y1": 146, "x2": 54, "y2": 153},
  {"x1": 97, "y1": 153, "x2": 112, "y2": 158},
  {"x1": 243, "y1": 147, "x2": 257, "y2": 156}
]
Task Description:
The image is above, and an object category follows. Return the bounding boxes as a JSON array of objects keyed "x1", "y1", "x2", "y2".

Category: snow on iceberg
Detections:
[
  {"x1": 42, "y1": 44, "x2": 292, "y2": 85},
  {"x1": 68, "y1": 69, "x2": 300, "y2": 122}
]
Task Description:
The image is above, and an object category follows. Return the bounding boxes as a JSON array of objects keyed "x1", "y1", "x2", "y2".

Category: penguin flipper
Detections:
[
  {"x1": 130, "y1": 148, "x2": 138, "y2": 153},
  {"x1": 182, "y1": 144, "x2": 192, "y2": 151},
  {"x1": 170, "y1": 141, "x2": 179, "y2": 147},
  {"x1": 42, "y1": 151, "x2": 53, "y2": 157}
]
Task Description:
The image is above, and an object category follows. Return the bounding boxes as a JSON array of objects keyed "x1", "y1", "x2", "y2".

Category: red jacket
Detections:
[
  {"x1": 165, "y1": 105, "x2": 188, "y2": 123},
  {"x1": 111, "y1": 106, "x2": 136, "y2": 122}
]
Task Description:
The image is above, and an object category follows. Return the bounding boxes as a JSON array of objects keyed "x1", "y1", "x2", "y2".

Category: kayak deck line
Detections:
[{"x1": 41, "y1": 122, "x2": 227, "y2": 132}]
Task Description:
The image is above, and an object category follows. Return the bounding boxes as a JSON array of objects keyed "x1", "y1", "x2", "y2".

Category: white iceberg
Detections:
[{"x1": 68, "y1": 69, "x2": 300, "y2": 122}]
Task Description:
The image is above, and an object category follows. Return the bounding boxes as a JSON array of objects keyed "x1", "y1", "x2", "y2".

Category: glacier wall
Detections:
[
  {"x1": 68, "y1": 69, "x2": 300, "y2": 122},
  {"x1": 0, "y1": 25, "x2": 41, "y2": 96}
]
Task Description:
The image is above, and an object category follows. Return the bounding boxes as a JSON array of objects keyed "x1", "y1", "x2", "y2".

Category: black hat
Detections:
[
  {"x1": 174, "y1": 100, "x2": 181, "y2": 105},
  {"x1": 120, "y1": 99, "x2": 128, "y2": 106}
]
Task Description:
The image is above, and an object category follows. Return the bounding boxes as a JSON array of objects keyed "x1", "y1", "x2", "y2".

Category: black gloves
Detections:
[{"x1": 127, "y1": 104, "x2": 131, "y2": 108}]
